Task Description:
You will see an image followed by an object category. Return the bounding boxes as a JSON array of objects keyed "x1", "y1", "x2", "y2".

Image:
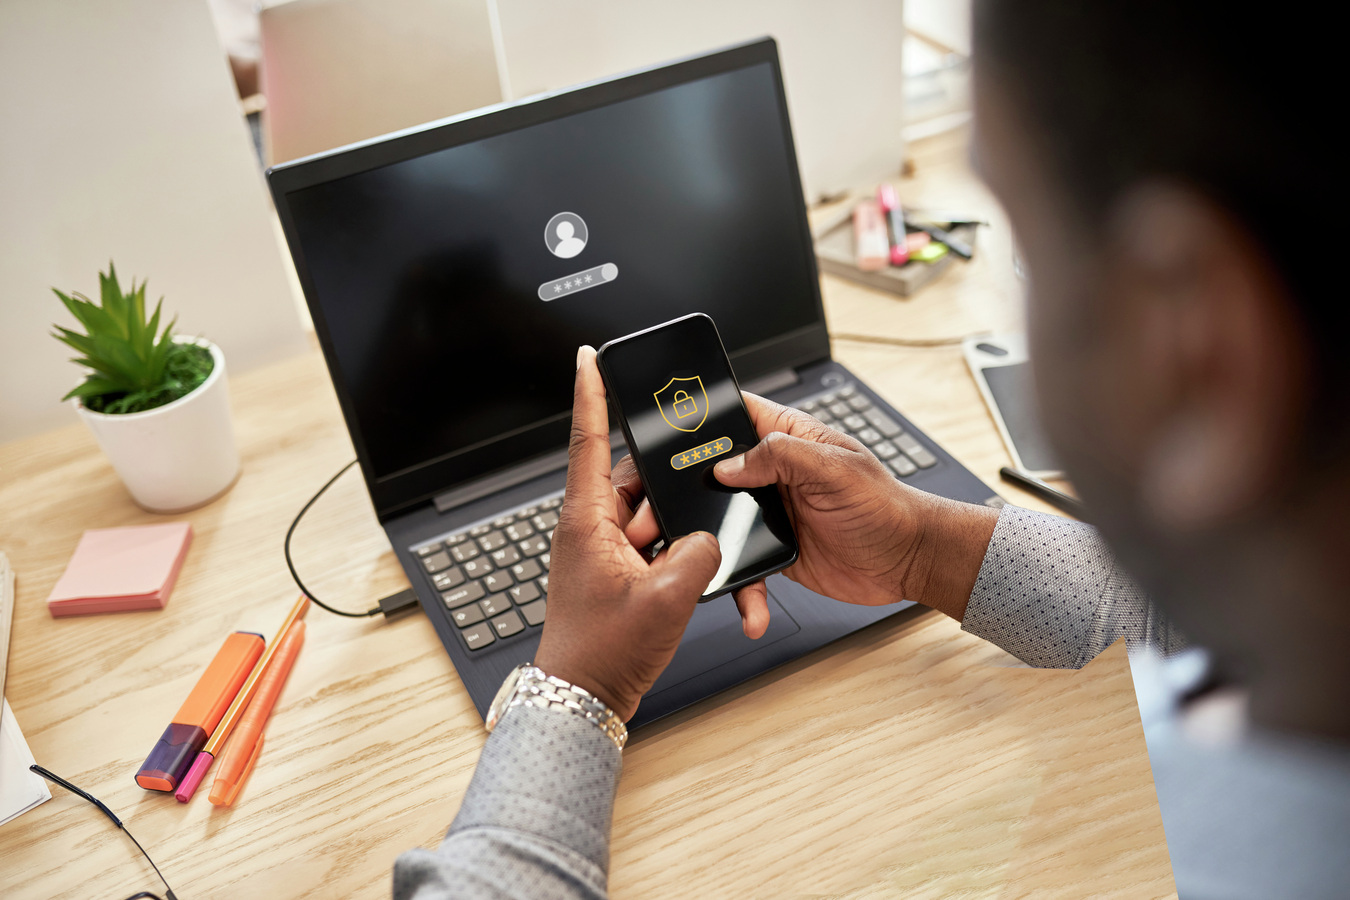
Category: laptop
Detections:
[{"x1": 267, "y1": 38, "x2": 1000, "y2": 729}]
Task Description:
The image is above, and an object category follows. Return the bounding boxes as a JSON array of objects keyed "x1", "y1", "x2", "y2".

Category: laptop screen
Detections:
[{"x1": 272, "y1": 41, "x2": 827, "y2": 512}]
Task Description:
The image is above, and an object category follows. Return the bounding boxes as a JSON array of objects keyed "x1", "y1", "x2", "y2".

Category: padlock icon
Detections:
[{"x1": 672, "y1": 390, "x2": 698, "y2": 419}]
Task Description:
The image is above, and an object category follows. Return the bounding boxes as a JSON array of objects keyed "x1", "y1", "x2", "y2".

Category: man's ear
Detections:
[{"x1": 1105, "y1": 183, "x2": 1309, "y2": 533}]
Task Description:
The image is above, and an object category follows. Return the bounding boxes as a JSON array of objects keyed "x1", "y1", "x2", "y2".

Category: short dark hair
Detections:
[{"x1": 973, "y1": 1, "x2": 1347, "y2": 450}]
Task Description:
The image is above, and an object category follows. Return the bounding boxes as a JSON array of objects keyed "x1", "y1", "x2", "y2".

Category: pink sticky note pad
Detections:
[{"x1": 46, "y1": 523, "x2": 192, "y2": 617}]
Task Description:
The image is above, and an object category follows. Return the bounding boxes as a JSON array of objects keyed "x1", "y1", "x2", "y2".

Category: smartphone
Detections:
[
  {"x1": 596, "y1": 313, "x2": 798, "y2": 599},
  {"x1": 962, "y1": 333, "x2": 1064, "y2": 479}
]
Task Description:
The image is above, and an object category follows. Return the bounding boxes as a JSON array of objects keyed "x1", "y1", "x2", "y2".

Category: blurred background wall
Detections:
[
  {"x1": 1, "y1": 0, "x2": 973, "y2": 443},
  {"x1": 257, "y1": 0, "x2": 909, "y2": 203},
  {"x1": 0, "y1": 0, "x2": 306, "y2": 443}
]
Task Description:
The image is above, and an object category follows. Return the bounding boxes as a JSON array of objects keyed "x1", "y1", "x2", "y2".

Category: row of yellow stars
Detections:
[{"x1": 677, "y1": 439, "x2": 729, "y2": 467}]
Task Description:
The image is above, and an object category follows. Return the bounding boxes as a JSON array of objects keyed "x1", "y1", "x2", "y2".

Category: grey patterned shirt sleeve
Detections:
[
  {"x1": 393, "y1": 703, "x2": 622, "y2": 900},
  {"x1": 961, "y1": 505, "x2": 1187, "y2": 668}
]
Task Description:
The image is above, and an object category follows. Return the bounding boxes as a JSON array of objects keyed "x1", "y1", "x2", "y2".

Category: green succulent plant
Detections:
[{"x1": 52, "y1": 262, "x2": 213, "y2": 415}]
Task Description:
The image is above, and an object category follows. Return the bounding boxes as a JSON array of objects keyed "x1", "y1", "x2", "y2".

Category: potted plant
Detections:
[{"x1": 52, "y1": 263, "x2": 240, "y2": 513}]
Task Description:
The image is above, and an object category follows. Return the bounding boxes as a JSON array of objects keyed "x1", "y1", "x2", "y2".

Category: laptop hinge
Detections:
[
  {"x1": 432, "y1": 431, "x2": 628, "y2": 514},
  {"x1": 742, "y1": 368, "x2": 800, "y2": 396},
  {"x1": 433, "y1": 447, "x2": 569, "y2": 514}
]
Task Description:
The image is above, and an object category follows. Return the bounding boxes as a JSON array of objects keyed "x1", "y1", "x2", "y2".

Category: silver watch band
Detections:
[{"x1": 492, "y1": 665, "x2": 628, "y2": 750}]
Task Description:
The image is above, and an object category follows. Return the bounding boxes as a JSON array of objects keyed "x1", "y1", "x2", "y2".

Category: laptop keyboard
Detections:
[
  {"x1": 412, "y1": 496, "x2": 561, "y2": 652},
  {"x1": 794, "y1": 384, "x2": 939, "y2": 475},
  {"x1": 411, "y1": 381, "x2": 936, "y2": 653}
]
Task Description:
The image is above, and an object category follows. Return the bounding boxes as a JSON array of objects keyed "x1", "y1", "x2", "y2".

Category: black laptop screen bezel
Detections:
[{"x1": 267, "y1": 37, "x2": 830, "y2": 520}]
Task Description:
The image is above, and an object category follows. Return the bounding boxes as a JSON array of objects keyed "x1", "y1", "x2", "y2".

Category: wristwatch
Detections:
[{"x1": 486, "y1": 663, "x2": 628, "y2": 750}]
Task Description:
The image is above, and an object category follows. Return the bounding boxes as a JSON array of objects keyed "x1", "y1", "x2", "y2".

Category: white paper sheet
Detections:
[{"x1": 0, "y1": 698, "x2": 50, "y2": 826}]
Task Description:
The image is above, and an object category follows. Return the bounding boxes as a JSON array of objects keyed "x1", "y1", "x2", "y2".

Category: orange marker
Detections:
[
  {"x1": 209, "y1": 619, "x2": 305, "y2": 807},
  {"x1": 136, "y1": 631, "x2": 265, "y2": 791}
]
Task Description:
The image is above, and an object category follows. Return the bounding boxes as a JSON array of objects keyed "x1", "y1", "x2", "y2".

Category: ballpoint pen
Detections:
[
  {"x1": 903, "y1": 212, "x2": 975, "y2": 260},
  {"x1": 209, "y1": 619, "x2": 305, "y2": 806},
  {"x1": 999, "y1": 466, "x2": 1087, "y2": 519}
]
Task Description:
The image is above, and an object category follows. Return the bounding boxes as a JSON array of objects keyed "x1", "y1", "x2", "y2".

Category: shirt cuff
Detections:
[
  {"x1": 960, "y1": 504, "x2": 1114, "y2": 668},
  {"x1": 446, "y1": 702, "x2": 624, "y2": 872}
]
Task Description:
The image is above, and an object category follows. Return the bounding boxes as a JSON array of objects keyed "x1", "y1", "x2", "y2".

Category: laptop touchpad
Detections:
[{"x1": 645, "y1": 592, "x2": 801, "y2": 697}]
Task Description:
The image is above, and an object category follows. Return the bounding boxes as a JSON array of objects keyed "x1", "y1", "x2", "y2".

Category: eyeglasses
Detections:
[{"x1": 29, "y1": 764, "x2": 180, "y2": 900}]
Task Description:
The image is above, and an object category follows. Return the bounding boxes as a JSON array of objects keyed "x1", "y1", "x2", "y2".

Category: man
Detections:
[{"x1": 395, "y1": 3, "x2": 1349, "y2": 897}]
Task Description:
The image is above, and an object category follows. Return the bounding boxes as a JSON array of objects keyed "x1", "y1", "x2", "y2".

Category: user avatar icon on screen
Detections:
[{"x1": 545, "y1": 212, "x2": 588, "y2": 259}]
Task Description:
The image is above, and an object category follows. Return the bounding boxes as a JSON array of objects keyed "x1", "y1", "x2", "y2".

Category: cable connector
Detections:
[{"x1": 377, "y1": 588, "x2": 420, "y2": 618}]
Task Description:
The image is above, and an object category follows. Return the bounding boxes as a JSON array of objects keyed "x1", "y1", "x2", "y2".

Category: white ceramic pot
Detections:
[{"x1": 75, "y1": 337, "x2": 240, "y2": 513}]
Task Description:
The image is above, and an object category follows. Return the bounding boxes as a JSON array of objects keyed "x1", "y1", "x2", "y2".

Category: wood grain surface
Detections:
[{"x1": 0, "y1": 128, "x2": 1175, "y2": 898}]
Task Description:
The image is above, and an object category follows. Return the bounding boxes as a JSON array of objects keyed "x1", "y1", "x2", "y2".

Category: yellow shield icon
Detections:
[{"x1": 654, "y1": 376, "x2": 708, "y2": 433}]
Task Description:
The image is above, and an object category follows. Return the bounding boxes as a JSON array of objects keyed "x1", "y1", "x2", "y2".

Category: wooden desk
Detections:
[{"x1": 0, "y1": 128, "x2": 1175, "y2": 898}]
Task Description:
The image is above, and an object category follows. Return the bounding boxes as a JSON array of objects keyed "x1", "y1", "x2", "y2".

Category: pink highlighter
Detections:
[{"x1": 877, "y1": 183, "x2": 909, "y2": 266}]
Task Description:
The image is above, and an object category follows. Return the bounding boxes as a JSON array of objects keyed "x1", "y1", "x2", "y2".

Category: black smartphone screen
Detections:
[{"x1": 597, "y1": 313, "x2": 798, "y2": 598}]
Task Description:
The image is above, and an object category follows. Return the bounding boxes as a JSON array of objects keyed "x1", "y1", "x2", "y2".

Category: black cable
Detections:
[
  {"x1": 30, "y1": 764, "x2": 179, "y2": 900},
  {"x1": 283, "y1": 459, "x2": 381, "y2": 618}
]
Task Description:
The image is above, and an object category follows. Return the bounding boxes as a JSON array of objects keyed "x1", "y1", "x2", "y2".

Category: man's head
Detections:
[{"x1": 971, "y1": 1, "x2": 1348, "y2": 735}]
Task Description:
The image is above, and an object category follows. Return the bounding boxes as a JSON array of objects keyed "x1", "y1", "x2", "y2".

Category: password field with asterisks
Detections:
[
  {"x1": 537, "y1": 263, "x2": 619, "y2": 301},
  {"x1": 670, "y1": 437, "x2": 733, "y2": 470}
]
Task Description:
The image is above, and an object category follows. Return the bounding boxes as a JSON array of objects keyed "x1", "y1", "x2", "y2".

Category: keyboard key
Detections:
[
  {"x1": 889, "y1": 456, "x2": 918, "y2": 478},
  {"x1": 895, "y1": 434, "x2": 937, "y2": 468},
  {"x1": 909, "y1": 447, "x2": 938, "y2": 468},
  {"x1": 441, "y1": 581, "x2": 486, "y2": 609},
  {"x1": 432, "y1": 567, "x2": 465, "y2": 591},
  {"x1": 462, "y1": 557, "x2": 494, "y2": 579},
  {"x1": 838, "y1": 385, "x2": 857, "y2": 398},
  {"x1": 482, "y1": 571, "x2": 514, "y2": 594},
  {"x1": 421, "y1": 551, "x2": 451, "y2": 574},
  {"x1": 856, "y1": 427, "x2": 883, "y2": 446},
  {"x1": 798, "y1": 398, "x2": 820, "y2": 413},
  {"x1": 508, "y1": 581, "x2": 540, "y2": 605},
  {"x1": 511, "y1": 559, "x2": 543, "y2": 582},
  {"x1": 814, "y1": 409, "x2": 836, "y2": 425},
  {"x1": 537, "y1": 574, "x2": 548, "y2": 595},
  {"x1": 478, "y1": 531, "x2": 508, "y2": 552},
  {"x1": 864, "y1": 410, "x2": 903, "y2": 438},
  {"x1": 480, "y1": 594, "x2": 512, "y2": 617},
  {"x1": 532, "y1": 511, "x2": 559, "y2": 531},
  {"x1": 445, "y1": 533, "x2": 468, "y2": 547},
  {"x1": 847, "y1": 395, "x2": 872, "y2": 411},
  {"x1": 520, "y1": 506, "x2": 539, "y2": 519},
  {"x1": 451, "y1": 604, "x2": 484, "y2": 628},
  {"x1": 541, "y1": 496, "x2": 563, "y2": 510},
  {"x1": 491, "y1": 610, "x2": 525, "y2": 639},
  {"x1": 520, "y1": 600, "x2": 546, "y2": 627},
  {"x1": 491, "y1": 545, "x2": 522, "y2": 567},
  {"x1": 539, "y1": 552, "x2": 550, "y2": 571},
  {"x1": 493, "y1": 515, "x2": 515, "y2": 529},
  {"x1": 843, "y1": 414, "x2": 868, "y2": 432},
  {"x1": 828, "y1": 402, "x2": 851, "y2": 418},
  {"x1": 872, "y1": 440, "x2": 899, "y2": 460},
  {"x1": 414, "y1": 543, "x2": 442, "y2": 558},
  {"x1": 450, "y1": 542, "x2": 480, "y2": 563},
  {"x1": 818, "y1": 392, "x2": 837, "y2": 405},
  {"x1": 469, "y1": 523, "x2": 492, "y2": 537},
  {"x1": 505, "y1": 521, "x2": 534, "y2": 542},
  {"x1": 519, "y1": 536, "x2": 548, "y2": 557},
  {"x1": 462, "y1": 624, "x2": 495, "y2": 650}
]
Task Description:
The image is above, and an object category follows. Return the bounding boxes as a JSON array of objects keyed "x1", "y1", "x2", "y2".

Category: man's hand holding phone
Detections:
[
  {"x1": 712, "y1": 394, "x2": 1000, "y2": 633},
  {"x1": 534, "y1": 346, "x2": 722, "y2": 722}
]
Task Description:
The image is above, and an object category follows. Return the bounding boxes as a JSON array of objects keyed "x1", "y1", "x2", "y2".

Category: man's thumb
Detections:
[
  {"x1": 650, "y1": 530, "x2": 722, "y2": 594},
  {"x1": 714, "y1": 432, "x2": 813, "y2": 489}
]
